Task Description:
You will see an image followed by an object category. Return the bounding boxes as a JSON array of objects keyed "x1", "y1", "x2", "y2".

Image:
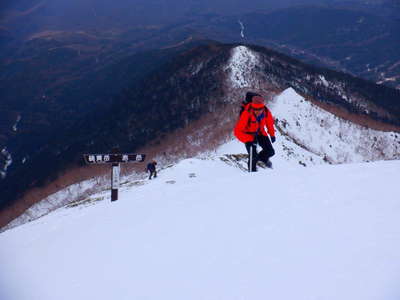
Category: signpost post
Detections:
[
  {"x1": 111, "y1": 162, "x2": 120, "y2": 201},
  {"x1": 83, "y1": 151, "x2": 146, "y2": 202}
]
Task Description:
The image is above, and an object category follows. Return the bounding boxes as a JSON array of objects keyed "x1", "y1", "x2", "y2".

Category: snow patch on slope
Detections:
[
  {"x1": 1, "y1": 148, "x2": 13, "y2": 179},
  {"x1": 226, "y1": 45, "x2": 259, "y2": 88},
  {"x1": 318, "y1": 75, "x2": 329, "y2": 87},
  {"x1": 3, "y1": 178, "x2": 102, "y2": 230},
  {"x1": 12, "y1": 115, "x2": 22, "y2": 132}
]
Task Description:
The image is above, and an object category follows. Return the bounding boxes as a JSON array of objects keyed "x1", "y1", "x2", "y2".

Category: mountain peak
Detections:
[{"x1": 226, "y1": 45, "x2": 260, "y2": 89}]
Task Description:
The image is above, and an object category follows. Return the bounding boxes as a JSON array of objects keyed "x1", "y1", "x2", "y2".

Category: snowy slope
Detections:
[
  {"x1": 271, "y1": 88, "x2": 400, "y2": 163},
  {"x1": 6, "y1": 80, "x2": 400, "y2": 230},
  {"x1": 225, "y1": 46, "x2": 400, "y2": 162},
  {"x1": 1, "y1": 140, "x2": 400, "y2": 300}
]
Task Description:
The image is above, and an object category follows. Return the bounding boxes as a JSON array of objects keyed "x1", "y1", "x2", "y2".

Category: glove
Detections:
[{"x1": 270, "y1": 136, "x2": 276, "y2": 143}]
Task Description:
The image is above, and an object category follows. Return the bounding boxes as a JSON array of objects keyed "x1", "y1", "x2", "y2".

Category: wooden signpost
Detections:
[{"x1": 83, "y1": 151, "x2": 146, "y2": 201}]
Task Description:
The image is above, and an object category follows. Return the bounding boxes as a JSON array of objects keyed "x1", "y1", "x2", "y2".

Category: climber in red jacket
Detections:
[{"x1": 234, "y1": 94, "x2": 276, "y2": 171}]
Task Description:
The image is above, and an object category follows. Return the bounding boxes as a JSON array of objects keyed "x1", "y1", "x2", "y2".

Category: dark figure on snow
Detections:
[
  {"x1": 146, "y1": 160, "x2": 157, "y2": 179},
  {"x1": 234, "y1": 93, "x2": 276, "y2": 171}
]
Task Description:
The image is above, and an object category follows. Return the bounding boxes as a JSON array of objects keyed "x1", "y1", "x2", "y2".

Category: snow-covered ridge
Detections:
[
  {"x1": 225, "y1": 45, "x2": 260, "y2": 88},
  {"x1": 3, "y1": 178, "x2": 102, "y2": 230},
  {"x1": 4, "y1": 84, "x2": 399, "y2": 231},
  {"x1": 272, "y1": 88, "x2": 400, "y2": 163}
]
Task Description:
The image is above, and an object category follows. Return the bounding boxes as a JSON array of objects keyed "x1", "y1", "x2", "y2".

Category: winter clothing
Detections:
[
  {"x1": 234, "y1": 103, "x2": 275, "y2": 144},
  {"x1": 147, "y1": 161, "x2": 157, "y2": 179},
  {"x1": 245, "y1": 134, "x2": 275, "y2": 170},
  {"x1": 234, "y1": 97, "x2": 276, "y2": 172},
  {"x1": 254, "y1": 134, "x2": 275, "y2": 163},
  {"x1": 245, "y1": 142, "x2": 258, "y2": 172}
]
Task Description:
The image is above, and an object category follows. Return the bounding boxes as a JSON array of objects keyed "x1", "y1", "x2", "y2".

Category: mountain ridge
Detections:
[
  {"x1": 3, "y1": 80, "x2": 400, "y2": 230},
  {"x1": 1, "y1": 42, "x2": 399, "y2": 229}
]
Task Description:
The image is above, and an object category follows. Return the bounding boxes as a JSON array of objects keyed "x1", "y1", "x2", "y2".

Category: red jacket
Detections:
[{"x1": 234, "y1": 103, "x2": 275, "y2": 143}]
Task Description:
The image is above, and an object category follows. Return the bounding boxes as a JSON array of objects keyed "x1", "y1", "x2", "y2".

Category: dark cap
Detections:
[{"x1": 245, "y1": 92, "x2": 261, "y2": 103}]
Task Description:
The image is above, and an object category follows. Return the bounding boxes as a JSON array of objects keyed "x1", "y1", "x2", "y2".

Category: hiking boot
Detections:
[{"x1": 265, "y1": 159, "x2": 273, "y2": 168}]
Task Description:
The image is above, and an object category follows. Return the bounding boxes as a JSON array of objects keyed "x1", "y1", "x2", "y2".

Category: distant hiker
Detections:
[
  {"x1": 146, "y1": 160, "x2": 157, "y2": 179},
  {"x1": 234, "y1": 93, "x2": 276, "y2": 171}
]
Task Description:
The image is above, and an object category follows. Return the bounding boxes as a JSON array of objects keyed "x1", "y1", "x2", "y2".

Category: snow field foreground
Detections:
[{"x1": 1, "y1": 151, "x2": 400, "y2": 300}]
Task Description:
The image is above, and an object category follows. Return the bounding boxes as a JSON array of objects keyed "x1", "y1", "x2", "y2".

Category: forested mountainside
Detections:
[
  {"x1": 2, "y1": 1, "x2": 399, "y2": 188},
  {"x1": 0, "y1": 37, "x2": 209, "y2": 176}
]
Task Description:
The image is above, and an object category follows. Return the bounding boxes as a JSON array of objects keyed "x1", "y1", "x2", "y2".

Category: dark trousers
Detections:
[
  {"x1": 245, "y1": 134, "x2": 275, "y2": 171},
  {"x1": 148, "y1": 170, "x2": 157, "y2": 179}
]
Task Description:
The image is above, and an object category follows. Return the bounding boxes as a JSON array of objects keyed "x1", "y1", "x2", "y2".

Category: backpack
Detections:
[
  {"x1": 240, "y1": 100, "x2": 271, "y2": 121},
  {"x1": 245, "y1": 105, "x2": 270, "y2": 132},
  {"x1": 147, "y1": 162, "x2": 155, "y2": 172}
]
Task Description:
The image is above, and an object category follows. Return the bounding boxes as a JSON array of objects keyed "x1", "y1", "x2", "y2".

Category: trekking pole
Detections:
[
  {"x1": 249, "y1": 142, "x2": 256, "y2": 172},
  {"x1": 249, "y1": 144, "x2": 252, "y2": 172},
  {"x1": 249, "y1": 134, "x2": 257, "y2": 172}
]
